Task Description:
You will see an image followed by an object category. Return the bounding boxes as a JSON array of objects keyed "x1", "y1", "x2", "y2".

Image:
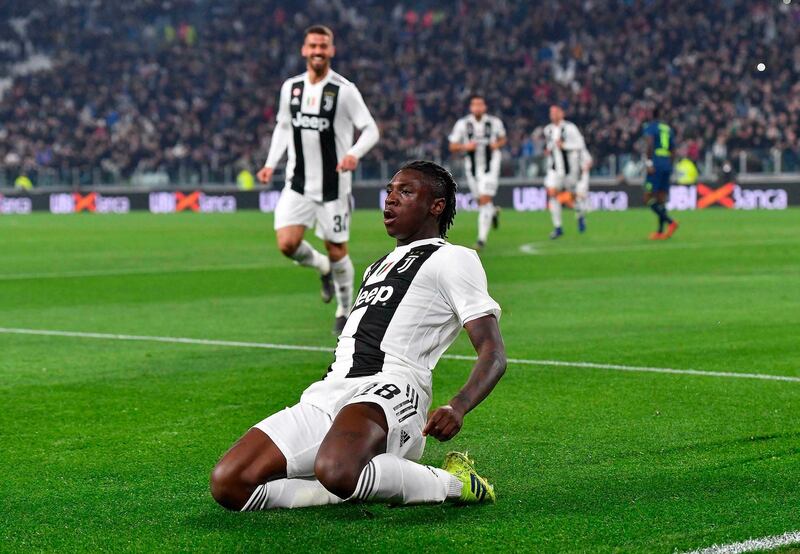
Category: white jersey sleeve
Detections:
[
  {"x1": 437, "y1": 247, "x2": 501, "y2": 326},
  {"x1": 562, "y1": 122, "x2": 586, "y2": 151},
  {"x1": 343, "y1": 85, "x2": 375, "y2": 130},
  {"x1": 264, "y1": 79, "x2": 292, "y2": 168},
  {"x1": 543, "y1": 123, "x2": 556, "y2": 150},
  {"x1": 342, "y1": 84, "x2": 379, "y2": 160},
  {"x1": 581, "y1": 147, "x2": 593, "y2": 167},
  {"x1": 448, "y1": 119, "x2": 467, "y2": 144},
  {"x1": 494, "y1": 116, "x2": 507, "y2": 139}
]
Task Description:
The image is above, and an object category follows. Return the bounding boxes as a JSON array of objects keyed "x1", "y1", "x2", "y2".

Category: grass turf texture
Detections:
[{"x1": 1, "y1": 208, "x2": 799, "y2": 553}]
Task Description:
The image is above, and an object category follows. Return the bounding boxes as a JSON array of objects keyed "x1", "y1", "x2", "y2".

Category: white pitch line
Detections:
[
  {"x1": 518, "y1": 237, "x2": 799, "y2": 256},
  {"x1": 0, "y1": 327, "x2": 797, "y2": 384},
  {"x1": 444, "y1": 354, "x2": 800, "y2": 383},
  {"x1": 0, "y1": 327, "x2": 331, "y2": 353},
  {"x1": 0, "y1": 262, "x2": 269, "y2": 281},
  {"x1": 680, "y1": 530, "x2": 800, "y2": 554}
]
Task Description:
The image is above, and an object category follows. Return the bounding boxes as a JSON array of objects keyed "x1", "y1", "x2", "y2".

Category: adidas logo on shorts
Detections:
[{"x1": 400, "y1": 430, "x2": 410, "y2": 446}]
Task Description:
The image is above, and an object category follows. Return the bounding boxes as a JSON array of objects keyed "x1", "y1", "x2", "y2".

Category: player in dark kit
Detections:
[
  {"x1": 643, "y1": 108, "x2": 679, "y2": 240},
  {"x1": 211, "y1": 161, "x2": 507, "y2": 510}
]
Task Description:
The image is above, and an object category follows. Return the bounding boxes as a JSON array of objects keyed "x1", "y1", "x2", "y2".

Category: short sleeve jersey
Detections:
[
  {"x1": 274, "y1": 70, "x2": 376, "y2": 201},
  {"x1": 319, "y1": 238, "x2": 501, "y2": 399},
  {"x1": 643, "y1": 121, "x2": 675, "y2": 168},
  {"x1": 448, "y1": 114, "x2": 506, "y2": 176}
]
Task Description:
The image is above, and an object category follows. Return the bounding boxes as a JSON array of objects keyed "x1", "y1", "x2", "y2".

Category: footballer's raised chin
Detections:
[
  {"x1": 383, "y1": 209, "x2": 398, "y2": 229},
  {"x1": 383, "y1": 219, "x2": 398, "y2": 236}
]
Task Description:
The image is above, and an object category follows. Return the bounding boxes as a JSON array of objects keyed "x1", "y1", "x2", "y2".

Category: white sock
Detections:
[
  {"x1": 241, "y1": 478, "x2": 342, "y2": 510},
  {"x1": 349, "y1": 453, "x2": 462, "y2": 505},
  {"x1": 477, "y1": 203, "x2": 493, "y2": 243},
  {"x1": 575, "y1": 196, "x2": 587, "y2": 218},
  {"x1": 330, "y1": 255, "x2": 354, "y2": 318},
  {"x1": 290, "y1": 241, "x2": 330, "y2": 275},
  {"x1": 548, "y1": 197, "x2": 563, "y2": 228}
]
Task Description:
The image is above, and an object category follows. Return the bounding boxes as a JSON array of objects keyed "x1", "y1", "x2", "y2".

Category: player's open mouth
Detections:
[{"x1": 383, "y1": 210, "x2": 397, "y2": 225}]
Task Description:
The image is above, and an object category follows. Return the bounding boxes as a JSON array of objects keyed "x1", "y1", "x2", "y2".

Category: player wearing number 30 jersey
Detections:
[
  {"x1": 212, "y1": 161, "x2": 507, "y2": 510},
  {"x1": 257, "y1": 25, "x2": 379, "y2": 334}
]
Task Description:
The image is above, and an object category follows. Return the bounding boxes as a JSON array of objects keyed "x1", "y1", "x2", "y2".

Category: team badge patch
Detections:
[
  {"x1": 396, "y1": 254, "x2": 420, "y2": 274},
  {"x1": 323, "y1": 92, "x2": 335, "y2": 112}
]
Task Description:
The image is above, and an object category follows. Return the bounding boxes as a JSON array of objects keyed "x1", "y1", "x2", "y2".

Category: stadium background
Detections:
[
  {"x1": 2, "y1": 2, "x2": 800, "y2": 553},
  {"x1": 1, "y1": 0, "x2": 799, "y2": 188}
]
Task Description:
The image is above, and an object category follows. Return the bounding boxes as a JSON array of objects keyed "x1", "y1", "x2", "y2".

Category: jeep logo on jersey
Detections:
[
  {"x1": 354, "y1": 285, "x2": 394, "y2": 309},
  {"x1": 291, "y1": 112, "x2": 331, "y2": 132}
]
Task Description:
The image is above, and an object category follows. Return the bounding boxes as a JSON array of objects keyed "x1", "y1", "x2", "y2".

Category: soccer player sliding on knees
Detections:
[{"x1": 211, "y1": 161, "x2": 506, "y2": 510}]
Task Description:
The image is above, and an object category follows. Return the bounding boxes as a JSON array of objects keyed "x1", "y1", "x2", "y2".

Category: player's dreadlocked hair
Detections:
[{"x1": 400, "y1": 160, "x2": 458, "y2": 239}]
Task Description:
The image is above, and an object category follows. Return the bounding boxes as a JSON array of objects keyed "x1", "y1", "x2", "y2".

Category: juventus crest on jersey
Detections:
[
  {"x1": 300, "y1": 238, "x2": 501, "y2": 413},
  {"x1": 273, "y1": 70, "x2": 375, "y2": 202},
  {"x1": 449, "y1": 115, "x2": 506, "y2": 177}
]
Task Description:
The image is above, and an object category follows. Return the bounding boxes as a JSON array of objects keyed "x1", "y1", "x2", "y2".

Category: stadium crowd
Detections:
[{"x1": 1, "y1": 0, "x2": 799, "y2": 184}]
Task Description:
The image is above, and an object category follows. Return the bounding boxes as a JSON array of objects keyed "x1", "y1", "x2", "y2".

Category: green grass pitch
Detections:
[{"x1": 1, "y1": 207, "x2": 799, "y2": 552}]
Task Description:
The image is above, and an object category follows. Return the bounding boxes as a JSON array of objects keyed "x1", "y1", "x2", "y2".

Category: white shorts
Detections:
[
  {"x1": 274, "y1": 187, "x2": 351, "y2": 243},
  {"x1": 545, "y1": 170, "x2": 578, "y2": 192},
  {"x1": 253, "y1": 377, "x2": 428, "y2": 479},
  {"x1": 464, "y1": 157, "x2": 501, "y2": 198},
  {"x1": 465, "y1": 172, "x2": 500, "y2": 197}
]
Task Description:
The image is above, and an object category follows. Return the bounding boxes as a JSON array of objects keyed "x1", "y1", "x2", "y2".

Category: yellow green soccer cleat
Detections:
[{"x1": 442, "y1": 451, "x2": 496, "y2": 504}]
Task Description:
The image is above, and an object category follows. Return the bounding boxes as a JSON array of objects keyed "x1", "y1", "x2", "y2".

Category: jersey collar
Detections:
[
  {"x1": 394, "y1": 237, "x2": 445, "y2": 251},
  {"x1": 304, "y1": 69, "x2": 333, "y2": 86}
]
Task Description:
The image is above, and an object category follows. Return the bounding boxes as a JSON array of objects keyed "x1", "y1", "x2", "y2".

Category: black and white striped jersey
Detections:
[
  {"x1": 300, "y1": 238, "x2": 501, "y2": 411},
  {"x1": 265, "y1": 70, "x2": 377, "y2": 202},
  {"x1": 448, "y1": 114, "x2": 506, "y2": 177},
  {"x1": 544, "y1": 120, "x2": 586, "y2": 177}
]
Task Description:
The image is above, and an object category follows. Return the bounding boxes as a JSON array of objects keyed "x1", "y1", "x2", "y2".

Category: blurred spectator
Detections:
[
  {"x1": 0, "y1": 0, "x2": 798, "y2": 184},
  {"x1": 676, "y1": 157, "x2": 699, "y2": 186},
  {"x1": 14, "y1": 174, "x2": 33, "y2": 190}
]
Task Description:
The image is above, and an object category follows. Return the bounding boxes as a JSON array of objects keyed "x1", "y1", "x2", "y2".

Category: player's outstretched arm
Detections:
[{"x1": 423, "y1": 314, "x2": 506, "y2": 441}]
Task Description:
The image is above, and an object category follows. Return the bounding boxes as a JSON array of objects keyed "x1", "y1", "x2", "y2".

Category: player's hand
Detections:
[
  {"x1": 464, "y1": 142, "x2": 477, "y2": 152},
  {"x1": 423, "y1": 404, "x2": 464, "y2": 442},
  {"x1": 555, "y1": 139, "x2": 564, "y2": 149},
  {"x1": 336, "y1": 155, "x2": 359, "y2": 172},
  {"x1": 257, "y1": 166, "x2": 274, "y2": 184}
]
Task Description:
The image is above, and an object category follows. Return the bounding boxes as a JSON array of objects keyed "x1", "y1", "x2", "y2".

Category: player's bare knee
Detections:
[
  {"x1": 313, "y1": 453, "x2": 359, "y2": 499},
  {"x1": 325, "y1": 242, "x2": 347, "y2": 262},
  {"x1": 277, "y1": 236, "x2": 301, "y2": 258},
  {"x1": 210, "y1": 460, "x2": 248, "y2": 511}
]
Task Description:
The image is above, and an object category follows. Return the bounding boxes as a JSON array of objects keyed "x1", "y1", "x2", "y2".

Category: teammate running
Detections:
[
  {"x1": 543, "y1": 105, "x2": 587, "y2": 239},
  {"x1": 448, "y1": 95, "x2": 506, "y2": 251},
  {"x1": 643, "y1": 107, "x2": 679, "y2": 240},
  {"x1": 211, "y1": 161, "x2": 506, "y2": 510},
  {"x1": 257, "y1": 25, "x2": 380, "y2": 333}
]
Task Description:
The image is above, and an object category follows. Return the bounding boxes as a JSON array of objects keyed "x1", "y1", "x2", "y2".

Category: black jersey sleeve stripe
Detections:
[
  {"x1": 289, "y1": 80, "x2": 306, "y2": 195},
  {"x1": 484, "y1": 120, "x2": 492, "y2": 173},
  {"x1": 320, "y1": 83, "x2": 340, "y2": 201},
  {"x1": 466, "y1": 120, "x2": 477, "y2": 177}
]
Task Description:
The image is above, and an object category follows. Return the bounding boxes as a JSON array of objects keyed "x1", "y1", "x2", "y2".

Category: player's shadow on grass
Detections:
[{"x1": 190, "y1": 499, "x2": 493, "y2": 530}]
